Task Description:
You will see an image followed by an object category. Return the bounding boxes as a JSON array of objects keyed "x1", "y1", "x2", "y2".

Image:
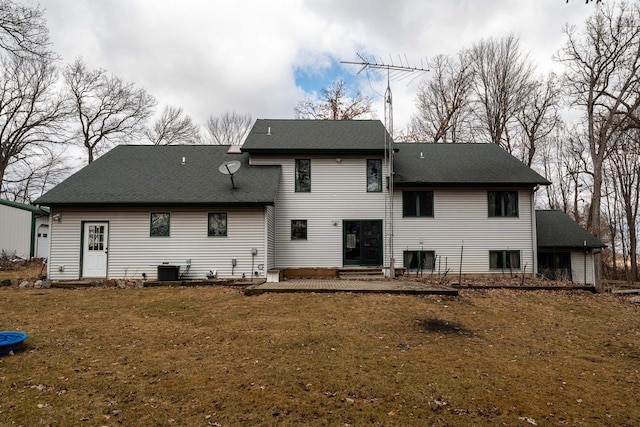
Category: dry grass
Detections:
[
  {"x1": 0, "y1": 258, "x2": 45, "y2": 283},
  {"x1": 1, "y1": 286, "x2": 639, "y2": 426}
]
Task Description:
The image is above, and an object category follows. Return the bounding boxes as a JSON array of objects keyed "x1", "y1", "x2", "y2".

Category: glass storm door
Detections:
[
  {"x1": 343, "y1": 220, "x2": 382, "y2": 266},
  {"x1": 82, "y1": 222, "x2": 108, "y2": 277}
]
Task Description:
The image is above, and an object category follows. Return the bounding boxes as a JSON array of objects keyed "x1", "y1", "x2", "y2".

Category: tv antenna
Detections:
[
  {"x1": 218, "y1": 160, "x2": 241, "y2": 189},
  {"x1": 341, "y1": 53, "x2": 429, "y2": 279}
]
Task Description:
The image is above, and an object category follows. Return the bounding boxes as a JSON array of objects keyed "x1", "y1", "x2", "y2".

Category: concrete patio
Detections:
[{"x1": 243, "y1": 278, "x2": 458, "y2": 296}]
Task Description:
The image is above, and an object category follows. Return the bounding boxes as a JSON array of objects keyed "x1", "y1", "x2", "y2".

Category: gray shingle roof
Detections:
[
  {"x1": 35, "y1": 145, "x2": 281, "y2": 206},
  {"x1": 536, "y1": 210, "x2": 605, "y2": 249},
  {"x1": 242, "y1": 119, "x2": 391, "y2": 154},
  {"x1": 393, "y1": 143, "x2": 551, "y2": 187}
]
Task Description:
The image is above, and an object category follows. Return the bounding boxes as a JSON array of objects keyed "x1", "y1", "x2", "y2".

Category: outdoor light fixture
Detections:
[{"x1": 52, "y1": 213, "x2": 62, "y2": 222}]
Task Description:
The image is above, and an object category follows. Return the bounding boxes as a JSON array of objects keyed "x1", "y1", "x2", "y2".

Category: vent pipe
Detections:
[{"x1": 267, "y1": 127, "x2": 271, "y2": 136}]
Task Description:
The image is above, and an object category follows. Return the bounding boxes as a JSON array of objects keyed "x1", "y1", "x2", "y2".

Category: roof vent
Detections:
[
  {"x1": 419, "y1": 152, "x2": 424, "y2": 159},
  {"x1": 181, "y1": 156, "x2": 186, "y2": 165},
  {"x1": 267, "y1": 127, "x2": 271, "y2": 136}
]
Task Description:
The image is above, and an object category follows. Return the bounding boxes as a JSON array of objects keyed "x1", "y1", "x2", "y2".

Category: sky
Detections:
[{"x1": 38, "y1": 0, "x2": 596, "y2": 135}]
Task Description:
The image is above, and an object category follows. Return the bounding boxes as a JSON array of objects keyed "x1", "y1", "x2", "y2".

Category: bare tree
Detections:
[
  {"x1": 607, "y1": 129, "x2": 640, "y2": 281},
  {"x1": 515, "y1": 73, "x2": 561, "y2": 166},
  {"x1": 0, "y1": 55, "x2": 68, "y2": 194},
  {"x1": 2, "y1": 144, "x2": 72, "y2": 202},
  {"x1": 146, "y1": 105, "x2": 201, "y2": 145},
  {"x1": 556, "y1": 0, "x2": 640, "y2": 244},
  {"x1": 205, "y1": 111, "x2": 252, "y2": 145},
  {"x1": 468, "y1": 35, "x2": 534, "y2": 150},
  {"x1": 64, "y1": 57, "x2": 156, "y2": 163},
  {"x1": 0, "y1": 0, "x2": 52, "y2": 59},
  {"x1": 294, "y1": 78, "x2": 374, "y2": 120},
  {"x1": 407, "y1": 53, "x2": 474, "y2": 142}
]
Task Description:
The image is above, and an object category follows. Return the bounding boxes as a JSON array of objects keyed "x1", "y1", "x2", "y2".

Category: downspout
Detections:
[
  {"x1": 29, "y1": 211, "x2": 36, "y2": 259},
  {"x1": 531, "y1": 187, "x2": 539, "y2": 277}
]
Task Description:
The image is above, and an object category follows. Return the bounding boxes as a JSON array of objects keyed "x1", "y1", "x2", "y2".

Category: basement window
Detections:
[
  {"x1": 489, "y1": 250, "x2": 521, "y2": 270},
  {"x1": 150, "y1": 212, "x2": 170, "y2": 237},
  {"x1": 403, "y1": 250, "x2": 436, "y2": 272}
]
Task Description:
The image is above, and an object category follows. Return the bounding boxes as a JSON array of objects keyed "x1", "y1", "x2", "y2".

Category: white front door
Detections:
[{"x1": 82, "y1": 222, "x2": 108, "y2": 278}]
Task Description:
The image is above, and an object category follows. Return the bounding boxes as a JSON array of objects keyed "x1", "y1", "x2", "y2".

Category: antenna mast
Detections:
[{"x1": 341, "y1": 53, "x2": 428, "y2": 278}]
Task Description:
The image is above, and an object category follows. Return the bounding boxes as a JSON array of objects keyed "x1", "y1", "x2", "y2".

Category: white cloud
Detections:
[{"x1": 42, "y1": 0, "x2": 598, "y2": 133}]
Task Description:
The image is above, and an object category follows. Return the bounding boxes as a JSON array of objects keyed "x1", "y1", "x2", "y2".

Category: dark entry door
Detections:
[{"x1": 343, "y1": 220, "x2": 382, "y2": 266}]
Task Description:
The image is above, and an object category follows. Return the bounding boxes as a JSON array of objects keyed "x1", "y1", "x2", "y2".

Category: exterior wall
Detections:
[
  {"x1": 393, "y1": 188, "x2": 536, "y2": 276},
  {"x1": 570, "y1": 250, "x2": 596, "y2": 284},
  {"x1": 0, "y1": 203, "x2": 33, "y2": 259},
  {"x1": 47, "y1": 206, "x2": 267, "y2": 280},
  {"x1": 251, "y1": 155, "x2": 387, "y2": 268}
]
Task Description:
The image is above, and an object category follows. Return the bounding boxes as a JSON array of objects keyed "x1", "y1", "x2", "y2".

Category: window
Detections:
[
  {"x1": 208, "y1": 213, "x2": 227, "y2": 237},
  {"x1": 150, "y1": 212, "x2": 170, "y2": 237},
  {"x1": 403, "y1": 250, "x2": 436, "y2": 271},
  {"x1": 489, "y1": 250, "x2": 521, "y2": 270},
  {"x1": 291, "y1": 219, "x2": 307, "y2": 240},
  {"x1": 367, "y1": 159, "x2": 382, "y2": 192},
  {"x1": 488, "y1": 191, "x2": 518, "y2": 217},
  {"x1": 403, "y1": 191, "x2": 434, "y2": 217},
  {"x1": 295, "y1": 159, "x2": 311, "y2": 192}
]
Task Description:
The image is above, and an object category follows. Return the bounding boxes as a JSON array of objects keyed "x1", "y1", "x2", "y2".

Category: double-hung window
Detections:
[
  {"x1": 291, "y1": 220, "x2": 307, "y2": 240},
  {"x1": 208, "y1": 213, "x2": 227, "y2": 237},
  {"x1": 150, "y1": 212, "x2": 170, "y2": 237},
  {"x1": 295, "y1": 159, "x2": 311, "y2": 192},
  {"x1": 402, "y1": 191, "x2": 434, "y2": 217},
  {"x1": 488, "y1": 191, "x2": 518, "y2": 217}
]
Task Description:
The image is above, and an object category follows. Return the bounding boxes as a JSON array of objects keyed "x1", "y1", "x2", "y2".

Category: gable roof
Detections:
[
  {"x1": 242, "y1": 119, "x2": 390, "y2": 154},
  {"x1": 0, "y1": 199, "x2": 49, "y2": 215},
  {"x1": 536, "y1": 210, "x2": 605, "y2": 249},
  {"x1": 393, "y1": 143, "x2": 551, "y2": 187},
  {"x1": 34, "y1": 145, "x2": 281, "y2": 207}
]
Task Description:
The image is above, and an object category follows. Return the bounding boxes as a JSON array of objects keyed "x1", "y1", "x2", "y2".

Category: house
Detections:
[
  {"x1": 0, "y1": 199, "x2": 50, "y2": 259},
  {"x1": 535, "y1": 210, "x2": 605, "y2": 284},
  {"x1": 36, "y1": 119, "x2": 597, "y2": 283}
]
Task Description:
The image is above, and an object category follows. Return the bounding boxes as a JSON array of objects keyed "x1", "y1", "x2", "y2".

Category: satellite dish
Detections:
[
  {"x1": 218, "y1": 160, "x2": 241, "y2": 175},
  {"x1": 218, "y1": 160, "x2": 241, "y2": 189}
]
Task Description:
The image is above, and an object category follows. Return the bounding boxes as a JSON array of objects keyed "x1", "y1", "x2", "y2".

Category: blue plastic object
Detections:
[{"x1": 0, "y1": 331, "x2": 28, "y2": 355}]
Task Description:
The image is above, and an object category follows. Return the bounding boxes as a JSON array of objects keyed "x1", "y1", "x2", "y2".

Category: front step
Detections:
[{"x1": 338, "y1": 267, "x2": 385, "y2": 280}]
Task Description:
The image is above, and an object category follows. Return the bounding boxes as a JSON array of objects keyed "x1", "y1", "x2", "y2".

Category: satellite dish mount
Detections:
[{"x1": 218, "y1": 160, "x2": 241, "y2": 189}]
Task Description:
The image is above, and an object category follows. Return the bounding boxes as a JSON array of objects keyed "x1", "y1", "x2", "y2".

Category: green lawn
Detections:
[{"x1": 1, "y1": 287, "x2": 638, "y2": 426}]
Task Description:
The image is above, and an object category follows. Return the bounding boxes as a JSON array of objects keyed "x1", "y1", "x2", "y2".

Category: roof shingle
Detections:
[
  {"x1": 393, "y1": 143, "x2": 551, "y2": 187},
  {"x1": 242, "y1": 119, "x2": 390, "y2": 154},
  {"x1": 35, "y1": 145, "x2": 280, "y2": 206},
  {"x1": 536, "y1": 210, "x2": 605, "y2": 249}
]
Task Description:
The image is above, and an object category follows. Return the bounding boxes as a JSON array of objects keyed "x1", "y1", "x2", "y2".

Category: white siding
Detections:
[
  {"x1": 571, "y1": 251, "x2": 596, "y2": 284},
  {"x1": 47, "y1": 207, "x2": 267, "y2": 280},
  {"x1": 393, "y1": 188, "x2": 536, "y2": 275},
  {"x1": 0, "y1": 204, "x2": 32, "y2": 259},
  {"x1": 251, "y1": 155, "x2": 387, "y2": 268}
]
